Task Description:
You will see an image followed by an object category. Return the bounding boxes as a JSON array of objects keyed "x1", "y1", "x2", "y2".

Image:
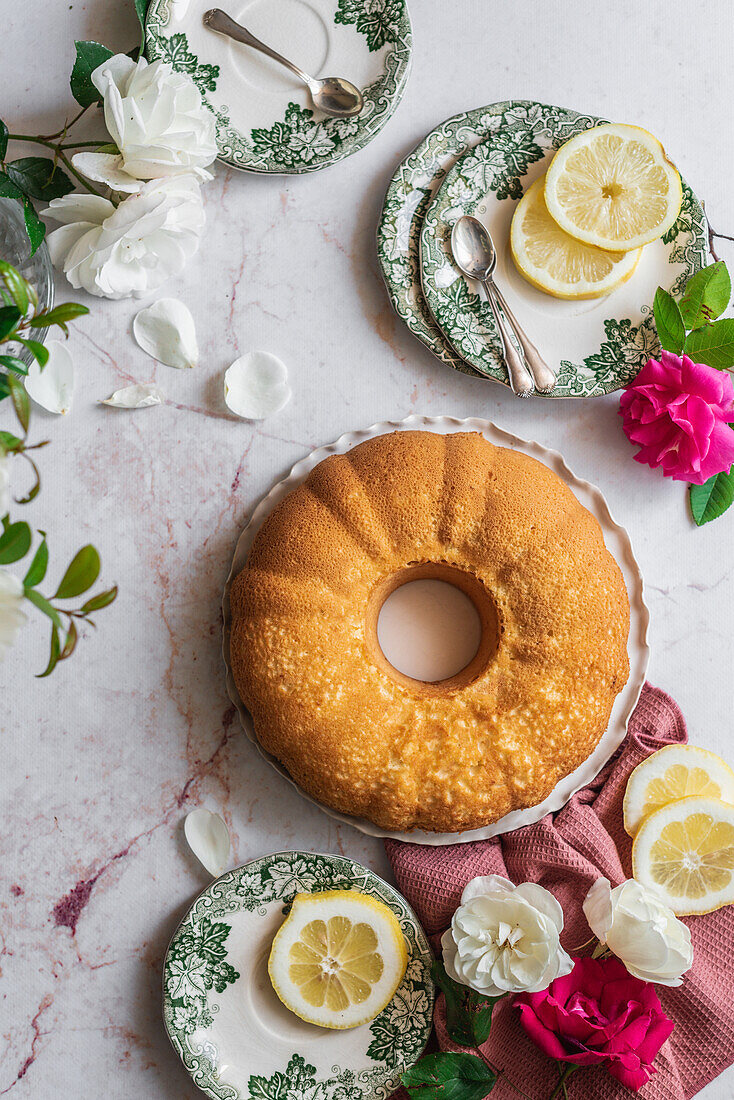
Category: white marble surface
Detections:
[{"x1": 3, "y1": 0, "x2": 734, "y2": 1096}]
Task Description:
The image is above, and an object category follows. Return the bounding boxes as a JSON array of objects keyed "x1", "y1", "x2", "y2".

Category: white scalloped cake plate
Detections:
[{"x1": 222, "y1": 415, "x2": 650, "y2": 845}]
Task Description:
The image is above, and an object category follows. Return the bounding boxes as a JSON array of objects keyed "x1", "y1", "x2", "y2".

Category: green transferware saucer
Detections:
[
  {"x1": 146, "y1": 0, "x2": 412, "y2": 174},
  {"x1": 418, "y1": 101, "x2": 710, "y2": 397},
  {"x1": 163, "y1": 850, "x2": 434, "y2": 1099}
]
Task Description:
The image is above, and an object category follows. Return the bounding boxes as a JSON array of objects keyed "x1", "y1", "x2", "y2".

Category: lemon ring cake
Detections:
[{"x1": 229, "y1": 431, "x2": 630, "y2": 832}]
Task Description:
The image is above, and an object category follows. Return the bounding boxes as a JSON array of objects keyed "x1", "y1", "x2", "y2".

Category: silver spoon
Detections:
[
  {"x1": 451, "y1": 216, "x2": 557, "y2": 396},
  {"x1": 203, "y1": 9, "x2": 364, "y2": 119}
]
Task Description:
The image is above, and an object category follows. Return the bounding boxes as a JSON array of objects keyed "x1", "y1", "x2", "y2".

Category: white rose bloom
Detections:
[
  {"x1": 43, "y1": 175, "x2": 206, "y2": 299},
  {"x1": 0, "y1": 449, "x2": 10, "y2": 517},
  {"x1": 0, "y1": 570, "x2": 26, "y2": 659},
  {"x1": 71, "y1": 54, "x2": 217, "y2": 192},
  {"x1": 441, "y1": 875, "x2": 573, "y2": 997},
  {"x1": 583, "y1": 877, "x2": 693, "y2": 987}
]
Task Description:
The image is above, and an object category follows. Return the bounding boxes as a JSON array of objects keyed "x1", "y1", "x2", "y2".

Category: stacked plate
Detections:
[
  {"x1": 377, "y1": 100, "x2": 711, "y2": 398},
  {"x1": 145, "y1": 0, "x2": 412, "y2": 174}
]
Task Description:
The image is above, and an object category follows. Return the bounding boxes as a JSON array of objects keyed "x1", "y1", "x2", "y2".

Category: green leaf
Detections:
[
  {"x1": 0, "y1": 260, "x2": 32, "y2": 315},
  {"x1": 0, "y1": 304, "x2": 21, "y2": 340},
  {"x1": 23, "y1": 586, "x2": 63, "y2": 629},
  {"x1": 70, "y1": 41, "x2": 114, "y2": 107},
  {"x1": 0, "y1": 119, "x2": 8, "y2": 160},
  {"x1": 5, "y1": 157, "x2": 74, "y2": 201},
  {"x1": 23, "y1": 536, "x2": 48, "y2": 586},
  {"x1": 684, "y1": 318, "x2": 734, "y2": 369},
  {"x1": 432, "y1": 961, "x2": 502, "y2": 1048},
  {"x1": 38, "y1": 624, "x2": 61, "y2": 678},
  {"x1": 0, "y1": 520, "x2": 32, "y2": 563},
  {"x1": 653, "y1": 287, "x2": 686, "y2": 353},
  {"x1": 14, "y1": 337, "x2": 49, "y2": 368},
  {"x1": 0, "y1": 171, "x2": 26, "y2": 204},
  {"x1": 59, "y1": 619, "x2": 78, "y2": 661},
  {"x1": 0, "y1": 430, "x2": 22, "y2": 451},
  {"x1": 402, "y1": 1053, "x2": 497, "y2": 1100},
  {"x1": 690, "y1": 468, "x2": 734, "y2": 526},
  {"x1": 33, "y1": 302, "x2": 90, "y2": 332},
  {"x1": 21, "y1": 196, "x2": 45, "y2": 255},
  {"x1": 134, "y1": 0, "x2": 149, "y2": 49},
  {"x1": 79, "y1": 585, "x2": 118, "y2": 614},
  {"x1": 679, "y1": 261, "x2": 731, "y2": 329},
  {"x1": 6, "y1": 373, "x2": 30, "y2": 432},
  {"x1": 54, "y1": 544, "x2": 101, "y2": 599},
  {"x1": 0, "y1": 354, "x2": 29, "y2": 376}
]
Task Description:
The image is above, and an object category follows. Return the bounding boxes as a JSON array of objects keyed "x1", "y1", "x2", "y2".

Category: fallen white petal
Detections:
[
  {"x1": 71, "y1": 151, "x2": 142, "y2": 193},
  {"x1": 184, "y1": 808, "x2": 230, "y2": 878},
  {"x1": 24, "y1": 340, "x2": 74, "y2": 414},
  {"x1": 224, "y1": 351, "x2": 291, "y2": 420},
  {"x1": 133, "y1": 298, "x2": 198, "y2": 369},
  {"x1": 102, "y1": 383, "x2": 164, "y2": 408}
]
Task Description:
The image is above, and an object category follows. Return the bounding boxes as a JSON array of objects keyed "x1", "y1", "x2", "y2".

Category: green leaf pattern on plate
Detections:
[
  {"x1": 154, "y1": 30, "x2": 220, "y2": 94},
  {"x1": 145, "y1": 1, "x2": 412, "y2": 174},
  {"x1": 162, "y1": 852, "x2": 434, "y2": 1100},
  {"x1": 334, "y1": 0, "x2": 405, "y2": 51}
]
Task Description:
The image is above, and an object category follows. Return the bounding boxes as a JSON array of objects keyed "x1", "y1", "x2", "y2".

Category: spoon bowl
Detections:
[{"x1": 451, "y1": 216, "x2": 498, "y2": 282}]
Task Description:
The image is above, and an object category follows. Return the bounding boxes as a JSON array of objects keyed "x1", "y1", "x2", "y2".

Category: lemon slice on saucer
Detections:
[
  {"x1": 511, "y1": 176, "x2": 641, "y2": 299},
  {"x1": 268, "y1": 890, "x2": 408, "y2": 1029},
  {"x1": 544, "y1": 123, "x2": 682, "y2": 251},
  {"x1": 632, "y1": 796, "x2": 734, "y2": 915},
  {"x1": 624, "y1": 744, "x2": 734, "y2": 836}
]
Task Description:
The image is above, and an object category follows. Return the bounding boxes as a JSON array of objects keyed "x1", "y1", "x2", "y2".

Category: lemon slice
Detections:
[
  {"x1": 624, "y1": 745, "x2": 734, "y2": 836},
  {"x1": 632, "y1": 796, "x2": 734, "y2": 915},
  {"x1": 544, "y1": 123, "x2": 682, "y2": 251},
  {"x1": 268, "y1": 890, "x2": 408, "y2": 1029},
  {"x1": 510, "y1": 176, "x2": 641, "y2": 299}
]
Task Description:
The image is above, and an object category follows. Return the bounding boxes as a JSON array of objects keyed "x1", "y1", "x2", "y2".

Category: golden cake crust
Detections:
[{"x1": 229, "y1": 431, "x2": 630, "y2": 832}]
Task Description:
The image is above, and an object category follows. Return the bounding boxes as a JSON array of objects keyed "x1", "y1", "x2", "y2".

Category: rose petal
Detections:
[
  {"x1": 460, "y1": 874, "x2": 515, "y2": 904},
  {"x1": 71, "y1": 152, "x2": 142, "y2": 193},
  {"x1": 224, "y1": 351, "x2": 291, "y2": 420},
  {"x1": 102, "y1": 382, "x2": 164, "y2": 408},
  {"x1": 133, "y1": 298, "x2": 198, "y2": 369},
  {"x1": 24, "y1": 340, "x2": 74, "y2": 414},
  {"x1": 184, "y1": 808, "x2": 230, "y2": 878}
]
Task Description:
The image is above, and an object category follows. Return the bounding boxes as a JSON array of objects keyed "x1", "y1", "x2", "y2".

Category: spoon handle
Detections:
[
  {"x1": 490, "y1": 280, "x2": 557, "y2": 394},
  {"x1": 482, "y1": 280, "x2": 534, "y2": 397},
  {"x1": 203, "y1": 9, "x2": 312, "y2": 86}
]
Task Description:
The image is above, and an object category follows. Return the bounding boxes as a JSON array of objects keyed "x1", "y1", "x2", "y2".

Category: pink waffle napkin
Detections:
[{"x1": 385, "y1": 684, "x2": 734, "y2": 1099}]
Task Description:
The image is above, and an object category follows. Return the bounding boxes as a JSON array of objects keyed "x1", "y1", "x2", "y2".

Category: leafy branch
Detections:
[
  {"x1": 402, "y1": 964, "x2": 542, "y2": 1100},
  {"x1": 0, "y1": 260, "x2": 115, "y2": 674},
  {"x1": 652, "y1": 261, "x2": 734, "y2": 526}
]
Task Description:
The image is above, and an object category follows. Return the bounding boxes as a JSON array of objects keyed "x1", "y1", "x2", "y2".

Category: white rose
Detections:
[
  {"x1": 583, "y1": 877, "x2": 693, "y2": 987},
  {"x1": 43, "y1": 175, "x2": 206, "y2": 299},
  {"x1": 441, "y1": 875, "x2": 573, "y2": 997},
  {"x1": 0, "y1": 570, "x2": 26, "y2": 659},
  {"x1": 71, "y1": 54, "x2": 217, "y2": 192},
  {"x1": 0, "y1": 449, "x2": 10, "y2": 517}
]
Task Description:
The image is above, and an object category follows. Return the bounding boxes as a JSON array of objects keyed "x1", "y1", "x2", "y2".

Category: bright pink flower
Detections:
[
  {"x1": 515, "y1": 956, "x2": 674, "y2": 1092},
  {"x1": 619, "y1": 351, "x2": 734, "y2": 484}
]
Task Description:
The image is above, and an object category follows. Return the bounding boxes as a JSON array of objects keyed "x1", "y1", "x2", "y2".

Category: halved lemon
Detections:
[
  {"x1": 544, "y1": 123, "x2": 682, "y2": 251},
  {"x1": 624, "y1": 744, "x2": 734, "y2": 836},
  {"x1": 632, "y1": 796, "x2": 734, "y2": 915},
  {"x1": 268, "y1": 890, "x2": 407, "y2": 1029},
  {"x1": 510, "y1": 176, "x2": 641, "y2": 299}
]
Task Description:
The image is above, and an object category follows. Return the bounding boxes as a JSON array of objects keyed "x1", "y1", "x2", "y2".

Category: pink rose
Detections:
[
  {"x1": 619, "y1": 350, "x2": 734, "y2": 484},
  {"x1": 515, "y1": 956, "x2": 674, "y2": 1092}
]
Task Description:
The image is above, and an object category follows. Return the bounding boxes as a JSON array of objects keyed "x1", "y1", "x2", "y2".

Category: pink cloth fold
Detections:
[{"x1": 385, "y1": 684, "x2": 734, "y2": 1099}]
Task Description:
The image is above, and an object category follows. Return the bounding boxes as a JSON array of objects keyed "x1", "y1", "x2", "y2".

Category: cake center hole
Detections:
[{"x1": 376, "y1": 579, "x2": 482, "y2": 683}]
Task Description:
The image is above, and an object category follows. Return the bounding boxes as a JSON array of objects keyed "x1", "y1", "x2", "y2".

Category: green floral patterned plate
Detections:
[
  {"x1": 418, "y1": 101, "x2": 710, "y2": 397},
  {"x1": 163, "y1": 851, "x2": 434, "y2": 1099},
  {"x1": 146, "y1": 0, "x2": 412, "y2": 174}
]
